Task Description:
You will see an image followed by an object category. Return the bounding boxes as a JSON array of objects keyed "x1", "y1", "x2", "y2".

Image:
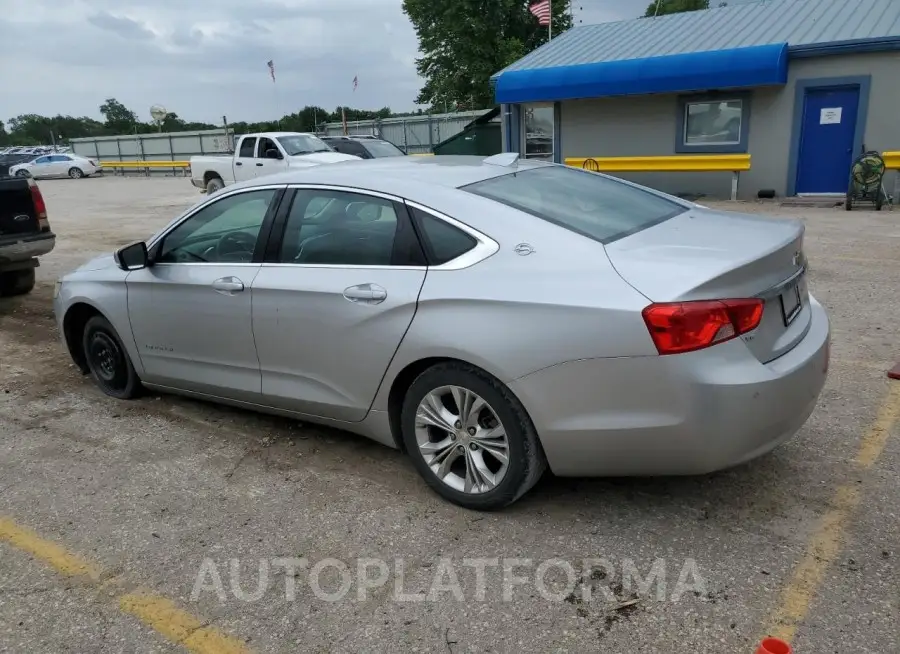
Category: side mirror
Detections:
[
  {"x1": 115, "y1": 241, "x2": 149, "y2": 271},
  {"x1": 265, "y1": 148, "x2": 282, "y2": 160}
]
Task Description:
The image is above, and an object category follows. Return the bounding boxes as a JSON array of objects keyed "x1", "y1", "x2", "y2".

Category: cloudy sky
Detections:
[{"x1": 0, "y1": 0, "x2": 657, "y2": 124}]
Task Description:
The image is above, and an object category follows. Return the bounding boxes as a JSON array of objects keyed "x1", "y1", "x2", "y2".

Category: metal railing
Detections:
[
  {"x1": 100, "y1": 160, "x2": 190, "y2": 176},
  {"x1": 565, "y1": 154, "x2": 752, "y2": 201}
]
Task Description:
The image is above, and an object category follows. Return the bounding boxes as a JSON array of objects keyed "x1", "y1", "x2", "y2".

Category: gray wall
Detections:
[
  {"x1": 319, "y1": 110, "x2": 488, "y2": 154},
  {"x1": 559, "y1": 51, "x2": 900, "y2": 199},
  {"x1": 71, "y1": 129, "x2": 234, "y2": 162}
]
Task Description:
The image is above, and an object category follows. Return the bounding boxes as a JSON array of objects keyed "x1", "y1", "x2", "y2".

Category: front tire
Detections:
[
  {"x1": 400, "y1": 362, "x2": 546, "y2": 510},
  {"x1": 14, "y1": 169, "x2": 29, "y2": 178},
  {"x1": 69, "y1": 167, "x2": 84, "y2": 179},
  {"x1": 82, "y1": 315, "x2": 142, "y2": 399},
  {"x1": 0, "y1": 268, "x2": 35, "y2": 296}
]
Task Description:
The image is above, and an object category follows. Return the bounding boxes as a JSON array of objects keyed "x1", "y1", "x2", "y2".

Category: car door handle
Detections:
[
  {"x1": 235, "y1": 161, "x2": 243, "y2": 166},
  {"x1": 212, "y1": 277, "x2": 244, "y2": 294},
  {"x1": 256, "y1": 163, "x2": 264, "y2": 167},
  {"x1": 343, "y1": 283, "x2": 387, "y2": 304}
]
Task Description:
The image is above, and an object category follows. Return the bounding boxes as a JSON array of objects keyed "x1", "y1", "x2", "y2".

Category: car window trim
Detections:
[
  {"x1": 402, "y1": 201, "x2": 499, "y2": 271},
  {"x1": 147, "y1": 185, "x2": 288, "y2": 265},
  {"x1": 261, "y1": 184, "x2": 427, "y2": 270}
]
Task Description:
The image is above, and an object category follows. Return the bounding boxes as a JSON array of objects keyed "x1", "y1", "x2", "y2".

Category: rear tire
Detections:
[
  {"x1": 82, "y1": 315, "x2": 142, "y2": 399},
  {"x1": 206, "y1": 177, "x2": 224, "y2": 194},
  {"x1": 69, "y1": 167, "x2": 84, "y2": 179},
  {"x1": 400, "y1": 362, "x2": 547, "y2": 510},
  {"x1": 0, "y1": 268, "x2": 35, "y2": 296}
]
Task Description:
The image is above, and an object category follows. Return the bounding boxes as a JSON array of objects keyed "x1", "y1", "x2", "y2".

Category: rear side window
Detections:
[
  {"x1": 238, "y1": 138, "x2": 256, "y2": 158},
  {"x1": 410, "y1": 207, "x2": 476, "y2": 265},
  {"x1": 462, "y1": 166, "x2": 686, "y2": 244}
]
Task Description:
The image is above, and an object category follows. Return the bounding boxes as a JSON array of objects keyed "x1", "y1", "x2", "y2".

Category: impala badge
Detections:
[
  {"x1": 13, "y1": 214, "x2": 29, "y2": 222},
  {"x1": 514, "y1": 243, "x2": 535, "y2": 256}
]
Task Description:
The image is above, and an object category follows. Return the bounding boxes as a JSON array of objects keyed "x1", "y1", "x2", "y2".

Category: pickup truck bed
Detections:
[{"x1": 0, "y1": 176, "x2": 55, "y2": 295}]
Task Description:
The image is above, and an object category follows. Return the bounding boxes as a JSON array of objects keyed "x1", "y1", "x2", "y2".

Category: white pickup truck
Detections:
[{"x1": 190, "y1": 131, "x2": 360, "y2": 194}]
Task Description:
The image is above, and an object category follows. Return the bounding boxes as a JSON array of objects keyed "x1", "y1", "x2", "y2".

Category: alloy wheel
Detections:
[{"x1": 414, "y1": 385, "x2": 510, "y2": 494}]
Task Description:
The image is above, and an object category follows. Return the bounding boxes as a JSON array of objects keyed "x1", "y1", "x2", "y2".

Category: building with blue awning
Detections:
[{"x1": 492, "y1": 0, "x2": 900, "y2": 199}]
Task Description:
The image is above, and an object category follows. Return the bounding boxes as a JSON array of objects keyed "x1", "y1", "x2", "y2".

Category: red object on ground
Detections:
[
  {"x1": 888, "y1": 361, "x2": 900, "y2": 380},
  {"x1": 756, "y1": 638, "x2": 792, "y2": 654}
]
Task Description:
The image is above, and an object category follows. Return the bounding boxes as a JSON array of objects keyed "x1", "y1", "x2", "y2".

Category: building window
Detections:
[
  {"x1": 675, "y1": 93, "x2": 751, "y2": 154},
  {"x1": 522, "y1": 103, "x2": 554, "y2": 160}
]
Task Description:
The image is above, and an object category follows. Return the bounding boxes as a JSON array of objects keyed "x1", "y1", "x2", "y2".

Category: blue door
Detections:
[{"x1": 795, "y1": 86, "x2": 860, "y2": 194}]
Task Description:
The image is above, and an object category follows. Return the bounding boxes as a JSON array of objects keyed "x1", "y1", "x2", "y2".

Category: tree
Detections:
[
  {"x1": 99, "y1": 98, "x2": 138, "y2": 134},
  {"x1": 403, "y1": 0, "x2": 573, "y2": 110},
  {"x1": 643, "y1": 0, "x2": 721, "y2": 17}
]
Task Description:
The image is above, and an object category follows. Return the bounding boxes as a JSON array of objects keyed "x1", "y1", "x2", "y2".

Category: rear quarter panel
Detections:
[{"x1": 371, "y1": 190, "x2": 658, "y2": 411}]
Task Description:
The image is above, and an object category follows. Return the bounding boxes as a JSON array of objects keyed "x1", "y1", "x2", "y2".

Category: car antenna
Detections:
[{"x1": 483, "y1": 152, "x2": 520, "y2": 174}]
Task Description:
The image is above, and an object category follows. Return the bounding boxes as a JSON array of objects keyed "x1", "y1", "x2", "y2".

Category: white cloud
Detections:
[{"x1": 1, "y1": 0, "x2": 644, "y2": 124}]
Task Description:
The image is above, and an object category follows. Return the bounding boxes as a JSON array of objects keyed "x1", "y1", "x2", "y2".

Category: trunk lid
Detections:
[
  {"x1": 605, "y1": 208, "x2": 809, "y2": 363},
  {"x1": 0, "y1": 177, "x2": 40, "y2": 240}
]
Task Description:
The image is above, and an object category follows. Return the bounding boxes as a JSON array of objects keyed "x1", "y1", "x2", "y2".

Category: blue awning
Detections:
[{"x1": 495, "y1": 43, "x2": 789, "y2": 104}]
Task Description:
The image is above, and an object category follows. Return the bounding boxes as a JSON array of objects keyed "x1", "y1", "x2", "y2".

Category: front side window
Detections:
[
  {"x1": 257, "y1": 137, "x2": 279, "y2": 158},
  {"x1": 683, "y1": 99, "x2": 743, "y2": 146},
  {"x1": 33, "y1": 156, "x2": 50, "y2": 164},
  {"x1": 157, "y1": 189, "x2": 276, "y2": 264},
  {"x1": 279, "y1": 189, "x2": 403, "y2": 266},
  {"x1": 522, "y1": 103, "x2": 554, "y2": 161},
  {"x1": 463, "y1": 166, "x2": 686, "y2": 244}
]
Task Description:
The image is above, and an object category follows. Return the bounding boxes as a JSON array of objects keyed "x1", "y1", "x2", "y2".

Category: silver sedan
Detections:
[{"x1": 53, "y1": 155, "x2": 830, "y2": 510}]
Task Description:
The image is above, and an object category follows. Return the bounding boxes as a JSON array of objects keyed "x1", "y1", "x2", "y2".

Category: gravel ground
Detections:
[{"x1": 1, "y1": 176, "x2": 898, "y2": 653}]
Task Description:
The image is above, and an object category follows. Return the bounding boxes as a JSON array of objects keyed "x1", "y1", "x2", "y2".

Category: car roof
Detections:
[{"x1": 231, "y1": 155, "x2": 550, "y2": 196}]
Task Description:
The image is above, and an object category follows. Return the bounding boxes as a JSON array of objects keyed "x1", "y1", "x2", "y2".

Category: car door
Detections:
[
  {"x1": 233, "y1": 136, "x2": 258, "y2": 183},
  {"x1": 50, "y1": 155, "x2": 73, "y2": 176},
  {"x1": 251, "y1": 185, "x2": 427, "y2": 421},
  {"x1": 254, "y1": 137, "x2": 288, "y2": 178},
  {"x1": 28, "y1": 156, "x2": 54, "y2": 178},
  {"x1": 125, "y1": 185, "x2": 285, "y2": 400}
]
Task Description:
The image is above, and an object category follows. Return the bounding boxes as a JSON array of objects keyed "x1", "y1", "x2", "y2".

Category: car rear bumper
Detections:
[
  {"x1": 509, "y1": 295, "x2": 830, "y2": 477},
  {"x1": 0, "y1": 232, "x2": 56, "y2": 264}
]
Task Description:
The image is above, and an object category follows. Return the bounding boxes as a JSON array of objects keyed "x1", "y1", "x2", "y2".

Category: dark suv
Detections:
[{"x1": 319, "y1": 136, "x2": 407, "y2": 159}]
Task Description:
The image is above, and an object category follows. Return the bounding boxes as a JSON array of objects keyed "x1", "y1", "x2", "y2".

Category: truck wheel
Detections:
[
  {"x1": 15, "y1": 170, "x2": 29, "y2": 178},
  {"x1": 206, "y1": 177, "x2": 224, "y2": 194},
  {"x1": 0, "y1": 268, "x2": 36, "y2": 297}
]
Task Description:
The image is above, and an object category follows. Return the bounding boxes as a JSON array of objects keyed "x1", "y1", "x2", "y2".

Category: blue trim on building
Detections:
[
  {"x1": 674, "y1": 91, "x2": 753, "y2": 154},
  {"x1": 785, "y1": 75, "x2": 871, "y2": 197},
  {"x1": 495, "y1": 43, "x2": 788, "y2": 104}
]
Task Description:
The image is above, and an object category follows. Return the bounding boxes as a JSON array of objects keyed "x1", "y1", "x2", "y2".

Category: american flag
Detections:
[
  {"x1": 267, "y1": 60, "x2": 275, "y2": 83},
  {"x1": 352, "y1": 75, "x2": 358, "y2": 91},
  {"x1": 529, "y1": 0, "x2": 551, "y2": 26}
]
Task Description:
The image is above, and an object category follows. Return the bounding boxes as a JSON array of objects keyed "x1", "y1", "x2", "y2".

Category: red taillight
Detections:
[
  {"x1": 27, "y1": 178, "x2": 50, "y2": 231},
  {"x1": 641, "y1": 299, "x2": 764, "y2": 355}
]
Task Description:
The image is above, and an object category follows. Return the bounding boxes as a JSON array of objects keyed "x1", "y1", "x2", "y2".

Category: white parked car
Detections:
[
  {"x1": 190, "y1": 132, "x2": 359, "y2": 194},
  {"x1": 9, "y1": 154, "x2": 101, "y2": 180}
]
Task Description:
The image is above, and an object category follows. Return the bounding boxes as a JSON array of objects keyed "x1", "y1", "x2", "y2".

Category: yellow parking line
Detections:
[
  {"x1": 763, "y1": 382, "x2": 900, "y2": 642},
  {"x1": 0, "y1": 516, "x2": 252, "y2": 654}
]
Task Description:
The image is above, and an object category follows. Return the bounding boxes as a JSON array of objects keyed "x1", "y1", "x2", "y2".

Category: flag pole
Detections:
[{"x1": 549, "y1": 0, "x2": 553, "y2": 40}]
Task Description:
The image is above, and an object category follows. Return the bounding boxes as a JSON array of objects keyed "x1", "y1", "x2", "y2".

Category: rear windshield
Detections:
[
  {"x1": 364, "y1": 140, "x2": 406, "y2": 157},
  {"x1": 462, "y1": 166, "x2": 687, "y2": 244}
]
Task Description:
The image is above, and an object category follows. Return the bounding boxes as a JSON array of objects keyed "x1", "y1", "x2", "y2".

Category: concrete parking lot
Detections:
[{"x1": 1, "y1": 176, "x2": 898, "y2": 653}]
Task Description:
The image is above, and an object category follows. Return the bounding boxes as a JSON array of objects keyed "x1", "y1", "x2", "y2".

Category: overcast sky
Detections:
[{"x1": 0, "y1": 1, "x2": 653, "y2": 124}]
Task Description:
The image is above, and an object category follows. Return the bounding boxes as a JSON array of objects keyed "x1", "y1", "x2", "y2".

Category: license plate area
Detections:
[{"x1": 779, "y1": 281, "x2": 802, "y2": 326}]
